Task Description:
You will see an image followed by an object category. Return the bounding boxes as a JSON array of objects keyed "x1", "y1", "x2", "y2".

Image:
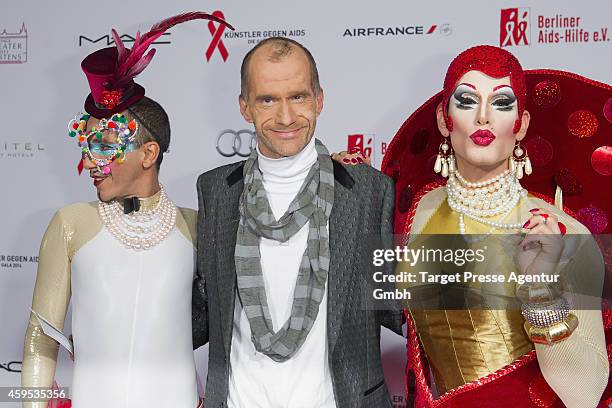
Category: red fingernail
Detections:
[
  {"x1": 342, "y1": 158, "x2": 349, "y2": 163},
  {"x1": 523, "y1": 220, "x2": 530, "y2": 228},
  {"x1": 541, "y1": 213, "x2": 549, "y2": 219},
  {"x1": 558, "y1": 222, "x2": 567, "y2": 236},
  {"x1": 357, "y1": 157, "x2": 364, "y2": 163},
  {"x1": 529, "y1": 208, "x2": 539, "y2": 213},
  {"x1": 351, "y1": 158, "x2": 358, "y2": 163}
]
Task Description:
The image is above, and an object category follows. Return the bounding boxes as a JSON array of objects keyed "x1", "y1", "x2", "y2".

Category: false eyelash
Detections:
[
  {"x1": 491, "y1": 99, "x2": 516, "y2": 111},
  {"x1": 454, "y1": 94, "x2": 479, "y2": 108},
  {"x1": 454, "y1": 102, "x2": 474, "y2": 110}
]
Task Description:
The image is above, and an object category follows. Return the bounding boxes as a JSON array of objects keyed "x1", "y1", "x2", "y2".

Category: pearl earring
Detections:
[
  {"x1": 433, "y1": 136, "x2": 455, "y2": 178},
  {"x1": 509, "y1": 141, "x2": 532, "y2": 179}
]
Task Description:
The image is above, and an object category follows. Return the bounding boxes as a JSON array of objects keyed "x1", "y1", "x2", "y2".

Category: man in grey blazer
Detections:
[{"x1": 192, "y1": 37, "x2": 403, "y2": 408}]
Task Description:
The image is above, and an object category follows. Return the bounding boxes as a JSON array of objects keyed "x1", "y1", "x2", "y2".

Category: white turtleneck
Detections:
[{"x1": 227, "y1": 137, "x2": 337, "y2": 408}]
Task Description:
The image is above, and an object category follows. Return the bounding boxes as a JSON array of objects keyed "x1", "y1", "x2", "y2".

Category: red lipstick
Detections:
[{"x1": 469, "y1": 129, "x2": 496, "y2": 146}]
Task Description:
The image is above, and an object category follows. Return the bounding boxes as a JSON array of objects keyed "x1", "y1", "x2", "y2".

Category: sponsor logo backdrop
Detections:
[{"x1": 1, "y1": 0, "x2": 609, "y2": 406}]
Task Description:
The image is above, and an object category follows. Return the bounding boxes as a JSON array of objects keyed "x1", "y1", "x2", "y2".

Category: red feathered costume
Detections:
[{"x1": 382, "y1": 45, "x2": 612, "y2": 408}]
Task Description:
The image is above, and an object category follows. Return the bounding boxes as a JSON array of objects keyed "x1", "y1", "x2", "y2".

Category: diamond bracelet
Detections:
[{"x1": 521, "y1": 297, "x2": 570, "y2": 328}]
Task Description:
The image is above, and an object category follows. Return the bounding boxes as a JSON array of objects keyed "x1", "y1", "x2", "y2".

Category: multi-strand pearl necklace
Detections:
[
  {"x1": 446, "y1": 169, "x2": 527, "y2": 238},
  {"x1": 98, "y1": 186, "x2": 177, "y2": 251}
]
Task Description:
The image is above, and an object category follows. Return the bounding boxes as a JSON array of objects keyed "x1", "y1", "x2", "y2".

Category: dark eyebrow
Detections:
[
  {"x1": 255, "y1": 95, "x2": 275, "y2": 103},
  {"x1": 291, "y1": 89, "x2": 312, "y2": 97}
]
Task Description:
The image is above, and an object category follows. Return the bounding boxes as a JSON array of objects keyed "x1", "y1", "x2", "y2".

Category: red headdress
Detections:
[
  {"x1": 382, "y1": 45, "x2": 612, "y2": 236},
  {"x1": 81, "y1": 11, "x2": 234, "y2": 118},
  {"x1": 441, "y1": 45, "x2": 526, "y2": 134}
]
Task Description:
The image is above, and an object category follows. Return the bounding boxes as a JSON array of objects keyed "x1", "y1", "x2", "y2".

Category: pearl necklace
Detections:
[
  {"x1": 446, "y1": 169, "x2": 526, "y2": 239},
  {"x1": 98, "y1": 186, "x2": 177, "y2": 251}
]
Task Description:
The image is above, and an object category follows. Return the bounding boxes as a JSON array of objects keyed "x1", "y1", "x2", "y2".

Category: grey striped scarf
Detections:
[{"x1": 235, "y1": 138, "x2": 335, "y2": 362}]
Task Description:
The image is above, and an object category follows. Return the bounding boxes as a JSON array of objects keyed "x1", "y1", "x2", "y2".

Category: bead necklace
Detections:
[
  {"x1": 446, "y1": 169, "x2": 526, "y2": 239},
  {"x1": 98, "y1": 186, "x2": 177, "y2": 250}
]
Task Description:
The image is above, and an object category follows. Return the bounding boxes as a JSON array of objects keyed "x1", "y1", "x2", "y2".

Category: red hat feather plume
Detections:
[{"x1": 111, "y1": 11, "x2": 234, "y2": 88}]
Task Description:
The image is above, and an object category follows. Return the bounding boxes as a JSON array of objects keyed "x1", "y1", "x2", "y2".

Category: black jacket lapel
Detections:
[
  {"x1": 218, "y1": 163, "x2": 244, "y2": 353},
  {"x1": 327, "y1": 161, "x2": 358, "y2": 354}
]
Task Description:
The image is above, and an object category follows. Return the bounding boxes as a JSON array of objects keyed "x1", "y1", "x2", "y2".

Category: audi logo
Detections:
[{"x1": 216, "y1": 129, "x2": 257, "y2": 157}]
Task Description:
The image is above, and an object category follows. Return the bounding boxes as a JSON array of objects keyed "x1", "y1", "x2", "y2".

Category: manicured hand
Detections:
[
  {"x1": 331, "y1": 148, "x2": 371, "y2": 166},
  {"x1": 517, "y1": 208, "x2": 565, "y2": 277}
]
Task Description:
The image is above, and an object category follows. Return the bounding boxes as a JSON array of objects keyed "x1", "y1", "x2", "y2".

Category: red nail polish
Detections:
[
  {"x1": 558, "y1": 222, "x2": 567, "y2": 236},
  {"x1": 351, "y1": 158, "x2": 358, "y2": 163},
  {"x1": 540, "y1": 213, "x2": 549, "y2": 219},
  {"x1": 342, "y1": 158, "x2": 349, "y2": 163},
  {"x1": 529, "y1": 208, "x2": 539, "y2": 213},
  {"x1": 357, "y1": 157, "x2": 364, "y2": 163},
  {"x1": 522, "y1": 220, "x2": 530, "y2": 228}
]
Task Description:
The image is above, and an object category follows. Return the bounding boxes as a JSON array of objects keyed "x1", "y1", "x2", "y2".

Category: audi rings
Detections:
[{"x1": 216, "y1": 129, "x2": 256, "y2": 157}]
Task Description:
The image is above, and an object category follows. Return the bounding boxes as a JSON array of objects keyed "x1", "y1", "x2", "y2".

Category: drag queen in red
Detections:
[{"x1": 381, "y1": 45, "x2": 612, "y2": 407}]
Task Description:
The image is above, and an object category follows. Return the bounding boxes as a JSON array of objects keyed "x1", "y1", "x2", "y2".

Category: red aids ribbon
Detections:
[{"x1": 206, "y1": 10, "x2": 229, "y2": 62}]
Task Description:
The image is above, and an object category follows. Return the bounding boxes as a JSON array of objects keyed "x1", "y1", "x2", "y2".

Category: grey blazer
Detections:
[{"x1": 192, "y1": 159, "x2": 404, "y2": 408}]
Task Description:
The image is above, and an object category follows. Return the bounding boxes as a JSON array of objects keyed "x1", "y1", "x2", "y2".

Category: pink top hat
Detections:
[{"x1": 79, "y1": 11, "x2": 233, "y2": 118}]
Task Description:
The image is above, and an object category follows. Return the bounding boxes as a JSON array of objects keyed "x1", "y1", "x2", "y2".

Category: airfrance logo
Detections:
[{"x1": 342, "y1": 24, "x2": 451, "y2": 38}]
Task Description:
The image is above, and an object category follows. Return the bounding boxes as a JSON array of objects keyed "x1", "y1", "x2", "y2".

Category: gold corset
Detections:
[
  {"x1": 409, "y1": 309, "x2": 532, "y2": 394},
  {"x1": 398, "y1": 198, "x2": 533, "y2": 395}
]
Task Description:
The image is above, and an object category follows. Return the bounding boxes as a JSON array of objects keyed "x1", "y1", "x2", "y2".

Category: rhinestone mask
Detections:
[{"x1": 68, "y1": 112, "x2": 139, "y2": 175}]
